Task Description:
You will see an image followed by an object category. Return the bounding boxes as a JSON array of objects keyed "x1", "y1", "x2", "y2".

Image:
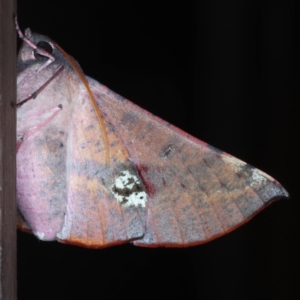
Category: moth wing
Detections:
[
  {"x1": 56, "y1": 85, "x2": 147, "y2": 248},
  {"x1": 89, "y1": 78, "x2": 288, "y2": 247}
]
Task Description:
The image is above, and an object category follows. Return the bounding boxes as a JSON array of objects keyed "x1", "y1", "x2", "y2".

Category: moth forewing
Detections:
[{"x1": 16, "y1": 25, "x2": 288, "y2": 248}]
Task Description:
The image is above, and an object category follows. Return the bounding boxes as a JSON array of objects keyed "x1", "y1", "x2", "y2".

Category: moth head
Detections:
[{"x1": 18, "y1": 29, "x2": 55, "y2": 64}]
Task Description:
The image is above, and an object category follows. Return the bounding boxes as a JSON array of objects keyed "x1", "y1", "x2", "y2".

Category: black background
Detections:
[{"x1": 17, "y1": 1, "x2": 298, "y2": 299}]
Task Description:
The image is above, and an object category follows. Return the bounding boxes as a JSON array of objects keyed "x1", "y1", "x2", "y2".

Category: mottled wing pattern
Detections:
[
  {"x1": 56, "y1": 88, "x2": 147, "y2": 247},
  {"x1": 16, "y1": 31, "x2": 147, "y2": 247},
  {"x1": 16, "y1": 30, "x2": 288, "y2": 248},
  {"x1": 90, "y1": 78, "x2": 288, "y2": 247}
]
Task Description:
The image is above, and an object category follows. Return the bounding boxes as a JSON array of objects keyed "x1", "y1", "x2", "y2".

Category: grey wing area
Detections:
[{"x1": 89, "y1": 78, "x2": 288, "y2": 247}]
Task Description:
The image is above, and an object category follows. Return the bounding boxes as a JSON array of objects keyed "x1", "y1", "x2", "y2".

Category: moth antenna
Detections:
[{"x1": 54, "y1": 44, "x2": 110, "y2": 166}]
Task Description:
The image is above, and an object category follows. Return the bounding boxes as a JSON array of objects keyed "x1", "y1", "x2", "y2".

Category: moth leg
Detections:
[{"x1": 16, "y1": 66, "x2": 64, "y2": 108}]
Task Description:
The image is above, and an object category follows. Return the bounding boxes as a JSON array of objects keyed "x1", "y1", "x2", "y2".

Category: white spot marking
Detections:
[
  {"x1": 222, "y1": 153, "x2": 271, "y2": 188},
  {"x1": 57, "y1": 214, "x2": 72, "y2": 240},
  {"x1": 250, "y1": 169, "x2": 267, "y2": 188},
  {"x1": 111, "y1": 170, "x2": 147, "y2": 208},
  {"x1": 36, "y1": 231, "x2": 45, "y2": 240}
]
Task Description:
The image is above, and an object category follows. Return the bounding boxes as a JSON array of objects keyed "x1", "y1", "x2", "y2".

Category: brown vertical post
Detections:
[{"x1": 0, "y1": 0, "x2": 17, "y2": 299}]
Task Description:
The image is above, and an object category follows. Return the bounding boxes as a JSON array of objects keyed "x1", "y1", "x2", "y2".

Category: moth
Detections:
[{"x1": 16, "y1": 17, "x2": 288, "y2": 248}]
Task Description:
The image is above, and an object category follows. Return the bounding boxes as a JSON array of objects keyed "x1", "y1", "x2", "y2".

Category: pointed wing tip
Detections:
[
  {"x1": 269, "y1": 180, "x2": 289, "y2": 201},
  {"x1": 279, "y1": 185, "x2": 289, "y2": 199},
  {"x1": 278, "y1": 189, "x2": 289, "y2": 200}
]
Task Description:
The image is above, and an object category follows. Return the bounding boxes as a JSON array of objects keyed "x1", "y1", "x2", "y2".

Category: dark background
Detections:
[{"x1": 17, "y1": 1, "x2": 298, "y2": 299}]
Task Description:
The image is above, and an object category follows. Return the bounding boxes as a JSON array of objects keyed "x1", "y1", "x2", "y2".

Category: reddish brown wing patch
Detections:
[
  {"x1": 90, "y1": 79, "x2": 288, "y2": 247},
  {"x1": 17, "y1": 210, "x2": 31, "y2": 233}
]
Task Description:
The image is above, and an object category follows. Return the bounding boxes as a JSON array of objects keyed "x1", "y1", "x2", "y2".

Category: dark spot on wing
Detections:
[{"x1": 161, "y1": 144, "x2": 175, "y2": 158}]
